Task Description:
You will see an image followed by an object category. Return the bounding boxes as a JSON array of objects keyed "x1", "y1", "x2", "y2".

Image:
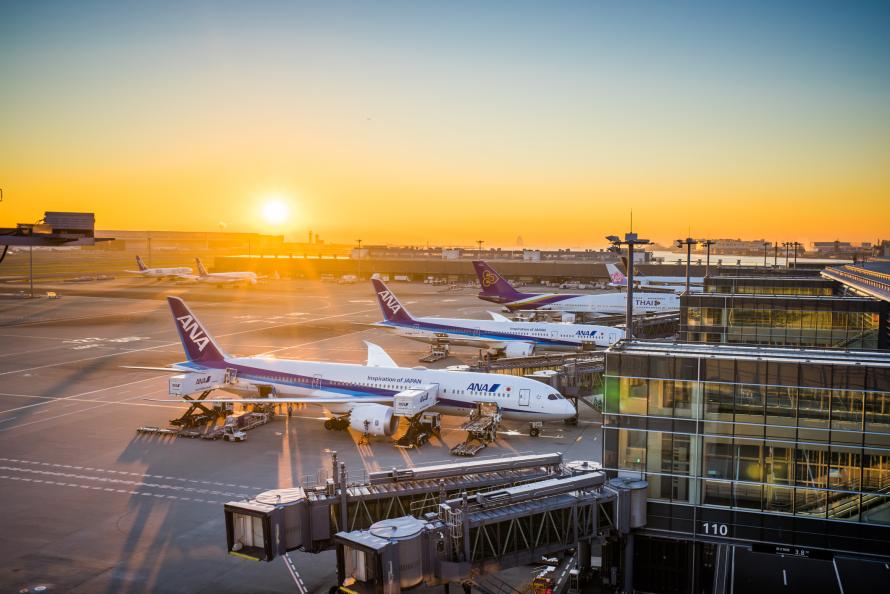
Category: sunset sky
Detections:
[{"x1": 1, "y1": 1, "x2": 888, "y2": 248}]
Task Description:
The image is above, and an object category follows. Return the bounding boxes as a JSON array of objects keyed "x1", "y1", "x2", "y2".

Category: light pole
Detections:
[
  {"x1": 782, "y1": 242, "x2": 792, "y2": 267},
  {"x1": 607, "y1": 233, "x2": 650, "y2": 339},
  {"x1": 763, "y1": 242, "x2": 769, "y2": 267},
  {"x1": 700, "y1": 239, "x2": 715, "y2": 278},
  {"x1": 356, "y1": 239, "x2": 362, "y2": 279},
  {"x1": 675, "y1": 237, "x2": 696, "y2": 295},
  {"x1": 476, "y1": 240, "x2": 484, "y2": 259},
  {"x1": 793, "y1": 241, "x2": 801, "y2": 268}
]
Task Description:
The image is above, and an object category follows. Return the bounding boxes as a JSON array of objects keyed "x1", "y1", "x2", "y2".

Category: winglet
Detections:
[{"x1": 365, "y1": 341, "x2": 399, "y2": 368}]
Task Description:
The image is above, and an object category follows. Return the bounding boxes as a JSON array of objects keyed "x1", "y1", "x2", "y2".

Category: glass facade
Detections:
[
  {"x1": 704, "y1": 276, "x2": 838, "y2": 295},
  {"x1": 680, "y1": 294, "x2": 887, "y2": 349},
  {"x1": 604, "y1": 346, "x2": 890, "y2": 526}
]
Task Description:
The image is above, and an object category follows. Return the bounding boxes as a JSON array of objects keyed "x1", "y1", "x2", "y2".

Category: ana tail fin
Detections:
[
  {"x1": 371, "y1": 279, "x2": 415, "y2": 325},
  {"x1": 167, "y1": 296, "x2": 227, "y2": 363},
  {"x1": 195, "y1": 257, "x2": 209, "y2": 277}
]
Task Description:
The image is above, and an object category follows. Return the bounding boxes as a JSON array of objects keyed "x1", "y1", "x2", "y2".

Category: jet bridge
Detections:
[
  {"x1": 224, "y1": 452, "x2": 564, "y2": 559},
  {"x1": 332, "y1": 474, "x2": 649, "y2": 594}
]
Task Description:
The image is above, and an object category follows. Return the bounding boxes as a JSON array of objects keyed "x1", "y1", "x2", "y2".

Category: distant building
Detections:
[{"x1": 695, "y1": 239, "x2": 774, "y2": 255}]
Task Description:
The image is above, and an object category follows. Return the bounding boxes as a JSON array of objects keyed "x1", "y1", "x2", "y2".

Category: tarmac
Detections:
[{"x1": 0, "y1": 277, "x2": 603, "y2": 593}]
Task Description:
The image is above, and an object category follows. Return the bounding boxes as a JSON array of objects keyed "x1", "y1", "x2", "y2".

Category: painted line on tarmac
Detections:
[
  {"x1": 0, "y1": 474, "x2": 219, "y2": 504},
  {"x1": 0, "y1": 374, "x2": 168, "y2": 417},
  {"x1": 0, "y1": 306, "x2": 378, "y2": 377},
  {"x1": 0, "y1": 464, "x2": 252, "y2": 498},
  {"x1": 0, "y1": 457, "x2": 266, "y2": 491},
  {"x1": 0, "y1": 391, "x2": 184, "y2": 411}
]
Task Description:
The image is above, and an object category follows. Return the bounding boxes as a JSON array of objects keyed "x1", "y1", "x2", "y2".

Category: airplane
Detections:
[
  {"x1": 472, "y1": 260, "x2": 680, "y2": 315},
  {"x1": 605, "y1": 263, "x2": 703, "y2": 293},
  {"x1": 194, "y1": 257, "x2": 257, "y2": 286},
  {"x1": 125, "y1": 255, "x2": 192, "y2": 279},
  {"x1": 371, "y1": 279, "x2": 622, "y2": 357},
  {"x1": 145, "y1": 296, "x2": 576, "y2": 437}
]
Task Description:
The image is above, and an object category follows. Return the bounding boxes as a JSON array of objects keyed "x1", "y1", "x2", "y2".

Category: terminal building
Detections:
[
  {"x1": 679, "y1": 293, "x2": 888, "y2": 349},
  {"x1": 603, "y1": 341, "x2": 890, "y2": 592}
]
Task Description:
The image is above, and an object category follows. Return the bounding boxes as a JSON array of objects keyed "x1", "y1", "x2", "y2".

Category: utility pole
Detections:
[
  {"x1": 675, "y1": 237, "x2": 696, "y2": 295},
  {"x1": 783, "y1": 242, "x2": 792, "y2": 267},
  {"x1": 774, "y1": 242, "x2": 778, "y2": 267},
  {"x1": 763, "y1": 242, "x2": 769, "y2": 267},
  {"x1": 607, "y1": 233, "x2": 650, "y2": 339},
  {"x1": 793, "y1": 241, "x2": 800, "y2": 268},
  {"x1": 476, "y1": 240, "x2": 484, "y2": 259},
  {"x1": 356, "y1": 239, "x2": 362, "y2": 279},
  {"x1": 700, "y1": 239, "x2": 715, "y2": 278},
  {"x1": 29, "y1": 245, "x2": 34, "y2": 299}
]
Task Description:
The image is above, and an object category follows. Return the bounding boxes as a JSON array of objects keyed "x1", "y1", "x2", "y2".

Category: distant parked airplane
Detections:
[
  {"x1": 473, "y1": 261, "x2": 679, "y2": 315},
  {"x1": 194, "y1": 257, "x2": 257, "y2": 286},
  {"x1": 125, "y1": 255, "x2": 192, "y2": 280},
  {"x1": 605, "y1": 263, "x2": 703, "y2": 293},
  {"x1": 371, "y1": 279, "x2": 622, "y2": 357}
]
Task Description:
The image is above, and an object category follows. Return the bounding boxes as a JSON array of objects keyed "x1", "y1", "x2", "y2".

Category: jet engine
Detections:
[{"x1": 349, "y1": 404, "x2": 398, "y2": 436}]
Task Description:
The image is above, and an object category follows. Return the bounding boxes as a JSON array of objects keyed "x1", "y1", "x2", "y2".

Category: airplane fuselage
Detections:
[
  {"x1": 502, "y1": 291, "x2": 679, "y2": 314},
  {"x1": 177, "y1": 357, "x2": 575, "y2": 421},
  {"x1": 382, "y1": 316, "x2": 622, "y2": 351}
]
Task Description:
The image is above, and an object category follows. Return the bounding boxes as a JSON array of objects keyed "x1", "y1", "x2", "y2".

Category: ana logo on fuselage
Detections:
[
  {"x1": 575, "y1": 330, "x2": 601, "y2": 338},
  {"x1": 468, "y1": 382, "x2": 501, "y2": 393},
  {"x1": 377, "y1": 290, "x2": 401, "y2": 316},
  {"x1": 176, "y1": 314, "x2": 210, "y2": 352}
]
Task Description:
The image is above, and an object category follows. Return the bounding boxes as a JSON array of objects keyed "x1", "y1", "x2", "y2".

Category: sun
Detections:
[{"x1": 261, "y1": 198, "x2": 290, "y2": 225}]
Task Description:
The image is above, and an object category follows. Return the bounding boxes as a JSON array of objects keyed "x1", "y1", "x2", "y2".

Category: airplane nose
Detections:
[{"x1": 563, "y1": 400, "x2": 576, "y2": 417}]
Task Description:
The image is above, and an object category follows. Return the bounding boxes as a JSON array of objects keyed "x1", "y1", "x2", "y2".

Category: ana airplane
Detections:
[
  {"x1": 473, "y1": 261, "x2": 680, "y2": 315},
  {"x1": 125, "y1": 255, "x2": 192, "y2": 279},
  {"x1": 147, "y1": 296, "x2": 576, "y2": 437},
  {"x1": 606, "y1": 263, "x2": 703, "y2": 293},
  {"x1": 371, "y1": 279, "x2": 622, "y2": 357},
  {"x1": 194, "y1": 257, "x2": 257, "y2": 286}
]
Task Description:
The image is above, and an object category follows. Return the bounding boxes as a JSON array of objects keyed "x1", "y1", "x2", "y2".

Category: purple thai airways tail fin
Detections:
[
  {"x1": 167, "y1": 296, "x2": 227, "y2": 363},
  {"x1": 472, "y1": 261, "x2": 532, "y2": 303},
  {"x1": 194, "y1": 257, "x2": 209, "y2": 277},
  {"x1": 135, "y1": 255, "x2": 147, "y2": 271},
  {"x1": 371, "y1": 279, "x2": 416, "y2": 325}
]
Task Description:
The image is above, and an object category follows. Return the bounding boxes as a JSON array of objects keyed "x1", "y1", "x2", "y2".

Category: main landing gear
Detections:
[
  {"x1": 529, "y1": 421, "x2": 543, "y2": 438},
  {"x1": 324, "y1": 417, "x2": 350, "y2": 431}
]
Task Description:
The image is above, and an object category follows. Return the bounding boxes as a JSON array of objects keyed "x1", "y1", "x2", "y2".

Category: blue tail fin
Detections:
[
  {"x1": 371, "y1": 279, "x2": 416, "y2": 325},
  {"x1": 167, "y1": 296, "x2": 227, "y2": 363},
  {"x1": 472, "y1": 261, "x2": 530, "y2": 303}
]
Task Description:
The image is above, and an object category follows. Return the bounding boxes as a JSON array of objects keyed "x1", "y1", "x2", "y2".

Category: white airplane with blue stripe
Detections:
[
  {"x1": 144, "y1": 297, "x2": 576, "y2": 437},
  {"x1": 371, "y1": 279, "x2": 622, "y2": 357}
]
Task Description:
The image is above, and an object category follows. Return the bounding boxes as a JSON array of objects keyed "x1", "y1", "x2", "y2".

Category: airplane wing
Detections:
[{"x1": 147, "y1": 396, "x2": 395, "y2": 404}]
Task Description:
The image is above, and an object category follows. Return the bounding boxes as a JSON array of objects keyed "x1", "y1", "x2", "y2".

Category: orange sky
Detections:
[{"x1": 2, "y1": 3, "x2": 888, "y2": 248}]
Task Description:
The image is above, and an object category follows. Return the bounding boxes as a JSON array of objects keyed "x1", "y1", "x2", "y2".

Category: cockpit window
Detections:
[{"x1": 547, "y1": 394, "x2": 562, "y2": 400}]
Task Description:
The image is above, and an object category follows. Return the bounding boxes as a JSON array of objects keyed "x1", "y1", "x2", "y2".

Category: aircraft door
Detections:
[
  {"x1": 519, "y1": 389, "x2": 530, "y2": 407},
  {"x1": 312, "y1": 374, "x2": 323, "y2": 389}
]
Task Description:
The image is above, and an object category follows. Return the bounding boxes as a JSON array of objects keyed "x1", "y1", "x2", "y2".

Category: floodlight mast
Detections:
[
  {"x1": 606, "y1": 233, "x2": 650, "y2": 339},
  {"x1": 675, "y1": 237, "x2": 697, "y2": 295}
]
